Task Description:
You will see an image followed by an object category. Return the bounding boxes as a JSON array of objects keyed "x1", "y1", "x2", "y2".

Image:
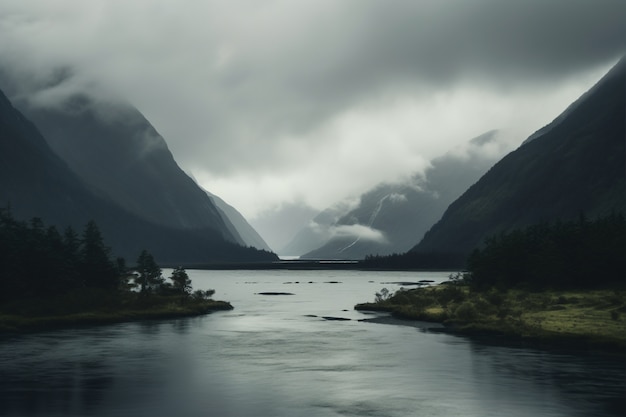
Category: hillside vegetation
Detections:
[
  {"x1": 356, "y1": 214, "x2": 626, "y2": 350},
  {"x1": 0, "y1": 209, "x2": 232, "y2": 333}
]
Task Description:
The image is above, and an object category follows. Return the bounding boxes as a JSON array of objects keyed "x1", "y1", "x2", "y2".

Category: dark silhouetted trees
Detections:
[
  {"x1": 466, "y1": 213, "x2": 626, "y2": 289},
  {"x1": 0, "y1": 209, "x2": 122, "y2": 302},
  {"x1": 0, "y1": 209, "x2": 225, "y2": 324},
  {"x1": 135, "y1": 249, "x2": 164, "y2": 294},
  {"x1": 170, "y1": 266, "x2": 192, "y2": 295},
  {"x1": 80, "y1": 220, "x2": 118, "y2": 290}
]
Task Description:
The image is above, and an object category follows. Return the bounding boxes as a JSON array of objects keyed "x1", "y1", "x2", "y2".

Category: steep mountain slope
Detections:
[
  {"x1": 0, "y1": 69, "x2": 273, "y2": 251},
  {"x1": 0, "y1": 89, "x2": 96, "y2": 226},
  {"x1": 13, "y1": 93, "x2": 239, "y2": 239},
  {"x1": 410, "y1": 58, "x2": 626, "y2": 265},
  {"x1": 0, "y1": 88, "x2": 277, "y2": 264},
  {"x1": 206, "y1": 191, "x2": 273, "y2": 252},
  {"x1": 295, "y1": 131, "x2": 513, "y2": 259}
]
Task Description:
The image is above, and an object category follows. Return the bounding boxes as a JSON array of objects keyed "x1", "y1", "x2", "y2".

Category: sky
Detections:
[{"x1": 0, "y1": 0, "x2": 625, "y2": 249}]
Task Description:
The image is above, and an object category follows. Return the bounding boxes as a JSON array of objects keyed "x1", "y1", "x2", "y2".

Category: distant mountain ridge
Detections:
[
  {"x1": 291, "y1": 130, "x2": 514, "y2": 260},
  {"x1": 409, "y1": 57, "x2": 626, "y2": 266}
]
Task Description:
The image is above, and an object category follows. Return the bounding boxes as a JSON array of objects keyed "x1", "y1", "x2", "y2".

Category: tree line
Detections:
[
  {"x1": 465, "y1": 213, "x2": 625, "y2": 289},
  {"x1": 0, "y1": 207, "x2": 203, "y2": 305}
]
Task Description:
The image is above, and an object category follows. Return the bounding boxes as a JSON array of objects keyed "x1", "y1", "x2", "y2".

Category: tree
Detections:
[
  {"x1": 80, "y1": 220, "x2": 118, "y2": 290},
  {"x1": 135, "y1": 249, "x2": 163, "y2": 294},
  {"x1": 62, "y1": 226, "x2": 81, "y2": 288},
  {"x1": 466, "y1": 213, "x2": 626, "y2": 289},
  {"x1": 169, "y1": 266, "x2": 192, "y2": 296}
]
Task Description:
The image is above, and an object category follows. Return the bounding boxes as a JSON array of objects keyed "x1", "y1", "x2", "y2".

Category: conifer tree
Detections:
[
  {"x1": 170, "y1": 267, "x2": 192, "y2": 295},
  {"x1": 80, "y1": 220, "x2": 117, "y2": 290},
  {"x1": 135, "y1": 249, "x2": 163, "y2": 294}
]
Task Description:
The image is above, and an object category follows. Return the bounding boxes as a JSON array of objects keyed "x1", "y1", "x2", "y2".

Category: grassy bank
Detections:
[
  {"x1": 0, "y1": 291, "x2": 233, "y2": 333},
  {"x1": 355, "y1": 284, "x2": 626, "y2": 350}
]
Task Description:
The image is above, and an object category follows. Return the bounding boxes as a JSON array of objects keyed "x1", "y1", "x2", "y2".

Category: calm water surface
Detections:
[{"x1": 1, "y1": 270, "x2": 624, "y2": 417}]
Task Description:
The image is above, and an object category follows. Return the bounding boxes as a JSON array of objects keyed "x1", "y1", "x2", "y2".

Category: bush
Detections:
[
  {"x1": 454, "y1": 301, "x2": 478, "y2": 321},
  {"x1": 375, "y1": 288, "x2": 392, "y2": 303},
  {"x1": 437, "y1": 285, "x2": 466, "y2": 307},
  {"x1": 192, "y1": 289, "x2": 215, "y2": 301},
  {"x1": 485, "y1": 289, "x2": 505, "y2": 308}
]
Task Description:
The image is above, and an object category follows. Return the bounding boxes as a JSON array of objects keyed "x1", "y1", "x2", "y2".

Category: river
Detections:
[{"x1": 0, "y1": 269, "x2": 624, "y2": 416}]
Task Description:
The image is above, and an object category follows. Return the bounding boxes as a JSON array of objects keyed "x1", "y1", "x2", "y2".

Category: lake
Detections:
[{"x1": 1, "y1": 269, "x2": 624, "y2": 416}]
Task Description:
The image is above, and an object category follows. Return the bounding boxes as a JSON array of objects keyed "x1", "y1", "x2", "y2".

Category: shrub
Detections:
[
  {"x1": 437, "y1": 285, "x2": 467, "y2": 307},
  {"x1": 375, "y1": 288, "x2": 392, "y2": 303},
  {"x1": 454, "y1": 301, "x2": 478, "y2": 321},
  {"x1": 485, "y1": 289, "x2": 505, "y2": 308},
  {"x1": 192, "y1": 289, "x2": 215, "y2": 301}
]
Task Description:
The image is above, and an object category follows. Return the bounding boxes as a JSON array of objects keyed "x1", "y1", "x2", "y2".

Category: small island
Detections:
[
  {"x1": 0, "y1": 211, "x2": 232, "y2": 333},
  {"x1": 356, "y1": 215, "x2": 626, "y2": 351}
]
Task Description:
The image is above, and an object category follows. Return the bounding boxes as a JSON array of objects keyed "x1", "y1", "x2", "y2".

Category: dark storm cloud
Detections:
[
  {"x1": 0, "y1": 0, "x2": 624, "y2": 226},
  {"x1": 250, "y1": 0, "x2": 626, "y2": 103}
]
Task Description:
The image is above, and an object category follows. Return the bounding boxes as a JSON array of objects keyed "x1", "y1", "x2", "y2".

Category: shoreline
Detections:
[
  {"x1": 0, "y1": 300, "x2": 233, "y2": 334},
  {"x1": 165, "y1": 259, "x2": 456, "y2": 271},
  {"x1": 355, "y1": 285, "x2": 626, "y2": 353},
  {"x1": 357, "y1": 305, "x2": 626, "y2": 354}
]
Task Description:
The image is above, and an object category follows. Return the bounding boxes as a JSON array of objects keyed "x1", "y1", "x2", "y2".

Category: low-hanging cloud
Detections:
[
  {"x1": 330, "y1": 224, "x2": 388, "y2": 245},
  {"x1": 0, "y1": 0, "x2": 624, "y2": 223}
]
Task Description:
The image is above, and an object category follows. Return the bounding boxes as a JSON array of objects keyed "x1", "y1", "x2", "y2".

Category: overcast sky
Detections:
[{"x1": 1, "y1": 0, "x2": 625, "y2": 231}]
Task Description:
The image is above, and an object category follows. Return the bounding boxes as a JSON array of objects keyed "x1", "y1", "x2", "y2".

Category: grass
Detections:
[
  {"x1": 355, "y1": 283, "x2": 626, "y2": 350},
  {"x1": 0, "y1": 291, "x2": 233, "y2": 333}
]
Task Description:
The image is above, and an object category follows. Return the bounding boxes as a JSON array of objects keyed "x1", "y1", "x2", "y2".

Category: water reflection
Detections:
[
  {"x1": 464, "y1": 338, "x2": 626, "y2": 417},
  {"x1": 0, "y1": 270, "x2": 624, "y2": 417}
]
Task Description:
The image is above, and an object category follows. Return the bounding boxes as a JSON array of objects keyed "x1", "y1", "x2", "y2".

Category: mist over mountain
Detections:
[
  {"x1": 0, "y1": 83, "x2": 276, "y2": 264},
  {"x1": 0, "y1": 67, "x2": 275, "y2": 253},
  {"x1": 14, "y1": 92, "x2": 234, "y2": 234},
  {"x1": 285, "y1": 130, "x2": 515, "y2": 259},
  {"x1": 279, "y1": 200, "x2": 360, "y2": 257},
  {"x1": 408, "y1": 58, "x2": 625, "y2": 266}
]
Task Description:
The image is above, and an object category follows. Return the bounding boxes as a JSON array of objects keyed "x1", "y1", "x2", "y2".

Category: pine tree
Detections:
[
  {"x1": 135, "y1": 249, "x2": 163, "y2": 294},
  {"x1": 80, "y1": 220, "x2": 118, "y2": 290},
  {"x1": 170, "y1": 267, "x2": 192, "y2": 295}
]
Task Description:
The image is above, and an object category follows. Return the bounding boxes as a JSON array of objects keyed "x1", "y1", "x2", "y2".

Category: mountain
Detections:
[
  {"x1": 0, "y1": 87, "x2": 277, "y2": 264},
  {"x1": 409, "y1": 58, "x2": 626, "y2": 266},
  {"x1": 15, "y1": 93, "x2": 240, "y2": 237},
  {"x1": 0, "y1": 89, "x2": 98, "y2": 226},
  {"x1": 280, "y1": 201, "x2": 359, "y2": 257},
  {"x1": 0, "y1": 67, "x2": 272, "y2": 251},
  {"x1": 291, "y1": 130, "x2": 514, "y2": 259},
  {"x1": 206, "y1": 191, "x2": 273, "y2": 252}
]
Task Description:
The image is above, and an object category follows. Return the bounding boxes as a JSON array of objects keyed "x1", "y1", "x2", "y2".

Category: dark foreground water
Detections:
[{"x1": 1, "y1": 270, "x2": 624, "y2": 417}]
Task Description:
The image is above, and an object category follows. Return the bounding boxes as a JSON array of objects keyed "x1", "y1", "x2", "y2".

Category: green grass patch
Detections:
[{"x1": 356, "y1": 284, "x2": 626, "y2": 350}]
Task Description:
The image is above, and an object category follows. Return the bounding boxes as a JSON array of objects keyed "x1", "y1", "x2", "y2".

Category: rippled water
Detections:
[{"x1": 0, "y1": 270, "x2": 624, "y2": 417}]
